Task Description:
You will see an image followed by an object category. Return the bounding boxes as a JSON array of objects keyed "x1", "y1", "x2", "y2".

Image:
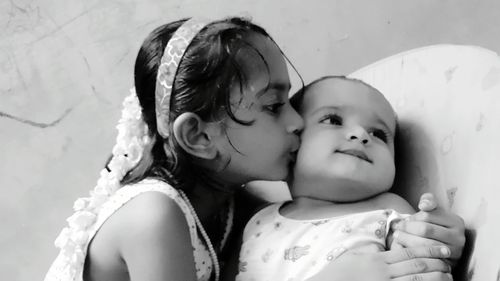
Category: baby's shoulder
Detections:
[{"x1": 371, "y1": 192, "x2": 415, "y2": 214}]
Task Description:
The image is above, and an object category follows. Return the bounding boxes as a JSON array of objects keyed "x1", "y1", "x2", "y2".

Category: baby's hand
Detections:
[{"x1": 391, "y1": 193, "x2": 465, "y2": 264}]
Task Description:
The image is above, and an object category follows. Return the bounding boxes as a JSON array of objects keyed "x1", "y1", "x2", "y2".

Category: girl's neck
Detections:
[
  {"x1": 186, "y1": 182, "x2": 236, "y2": 253},
  {"x1": 187, "y1": 182, "x2": 236, "y2": 221}
]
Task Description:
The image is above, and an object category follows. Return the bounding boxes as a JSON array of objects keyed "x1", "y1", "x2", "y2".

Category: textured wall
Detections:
[{"x1": 1, "y1": 0, "x2": 499, "y2": 280}]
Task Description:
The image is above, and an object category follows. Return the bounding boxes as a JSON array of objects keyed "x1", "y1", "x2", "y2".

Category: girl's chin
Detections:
[{"x1": 265, "y1": 167, "x2": 289, "y2": 182}]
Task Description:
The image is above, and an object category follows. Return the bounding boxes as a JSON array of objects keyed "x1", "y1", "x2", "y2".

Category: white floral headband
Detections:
[
  {"x1": 155, "y1": 18, "x2": 212, "y2": 138},
  {"x1": 52, "y1": 18, "x2": 213, "y2": 278}
]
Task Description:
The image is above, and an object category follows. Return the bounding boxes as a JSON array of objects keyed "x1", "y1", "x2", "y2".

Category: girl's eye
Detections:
[
  {"x1": 320, "y1": 114, "x2": 343, "y2": 126},
  {"x1": 265, "y1": 103, "x2": 285, "y2": 114},
  {"x1": 370, "y1": 129, "x2": 389, "y2": 143}
]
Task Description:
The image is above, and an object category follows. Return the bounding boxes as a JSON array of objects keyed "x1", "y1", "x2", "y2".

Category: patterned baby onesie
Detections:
[{"x1": 236, "y1": 203, "x2": 407, "y2": 281}]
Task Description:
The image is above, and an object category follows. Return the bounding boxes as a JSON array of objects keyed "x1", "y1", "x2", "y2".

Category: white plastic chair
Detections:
[{"x1": 350, "y1": 44, "x2": 500, "y2": 281}]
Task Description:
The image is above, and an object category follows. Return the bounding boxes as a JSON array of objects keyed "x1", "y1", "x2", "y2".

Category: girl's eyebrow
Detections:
[{"x1": 256, "y1": 82, "x2": 291, "y2": 98}]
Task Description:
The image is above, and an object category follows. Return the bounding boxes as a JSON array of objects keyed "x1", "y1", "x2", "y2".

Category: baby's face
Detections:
[{"x1": 292, "y1": 78, "x2": 397, "y2": 202}]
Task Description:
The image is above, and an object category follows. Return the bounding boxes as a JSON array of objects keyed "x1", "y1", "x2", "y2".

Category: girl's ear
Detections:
[{"x1": 172, "y1": 112, "x2": 218, "y2": 160}]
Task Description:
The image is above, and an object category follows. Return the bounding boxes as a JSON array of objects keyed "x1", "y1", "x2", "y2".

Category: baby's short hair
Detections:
[{"x1": 290, "y1": 75, "x2": 397, "y2": 121}]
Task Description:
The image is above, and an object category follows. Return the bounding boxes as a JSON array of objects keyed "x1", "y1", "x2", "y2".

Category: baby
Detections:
[{"x1": 236, "y1": 76, "x2": 443, "y2": 281}]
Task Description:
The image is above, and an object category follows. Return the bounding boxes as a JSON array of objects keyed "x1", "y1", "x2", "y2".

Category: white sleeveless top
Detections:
[{"x1": 44, "y1": 179, "x2": 233, "y2": 281}]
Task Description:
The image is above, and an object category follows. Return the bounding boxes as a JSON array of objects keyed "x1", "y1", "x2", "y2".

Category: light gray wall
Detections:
[{"x1": 1, "y1": 0, "x2": 499, "y2": 280}]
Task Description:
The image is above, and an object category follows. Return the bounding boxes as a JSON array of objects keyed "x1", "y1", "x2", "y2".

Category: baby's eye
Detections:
[
  {"x1": 320, "y1": 114, "x2": 343, "y2": 126},
  {"x1": 370, "y1": 129, "x2": 389, "y2": 143},
  {"x1": 265, "y1": 102, "x2": 285, "y2": 114}
]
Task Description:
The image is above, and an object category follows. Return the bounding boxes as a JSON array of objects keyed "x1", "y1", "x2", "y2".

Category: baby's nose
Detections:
[{"x1": 346, "y1": 126, "x2": 370, "y2": 144}]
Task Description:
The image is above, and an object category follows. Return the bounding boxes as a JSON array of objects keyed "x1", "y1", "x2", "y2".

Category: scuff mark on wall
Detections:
[
  {"x1": 334, "y1": 34, "x2": 349, "y2": 43},
  {"x1": 441, "y1": 131, "x2": 455, "y2": 155},
  {"x1": 0, "y1": 106, "x2": 74, "y2": 128},
  {"x1": 27, "y1": 3, "x2": 100, "y2": 45},
  {"x1": 4, "y1": 0, "x2": 43, "y2": 34},
  {"x1": 447, "y1": 186, "x2": 458, "y2": 208},
  {"x1": 475, "y1": 113, "x2": 485, "y2": 132},
  {"x1": 444, "y1": 65, "x2": 458, "y2": 83}
]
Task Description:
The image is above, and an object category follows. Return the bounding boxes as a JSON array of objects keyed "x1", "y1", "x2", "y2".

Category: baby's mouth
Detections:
[{"x1": 336, "y1": 149, "x2": 372, "y2": 163}]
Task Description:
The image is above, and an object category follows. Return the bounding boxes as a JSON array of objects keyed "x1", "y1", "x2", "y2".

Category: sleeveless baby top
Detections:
[
  {"x1": 44, "y1": 178, "x2": 233, "y2": 281},
  {"x1": 236, "y1": 202, "x2": 407, "y2": 281}
]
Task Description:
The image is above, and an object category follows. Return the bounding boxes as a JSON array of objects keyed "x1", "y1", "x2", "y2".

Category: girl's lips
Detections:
[
  {"x1": 290, "y1": 136, "x2": 301, "y2": 153},
  {"x1": 336, "y1": 149, "x2": 372, "y2": 163},
  {"x1": 289, "y1": 150, "x2": 298, "y2": 163},
  {"x1": 288, "y1": 137, "x2": 300, "y2": 162}
]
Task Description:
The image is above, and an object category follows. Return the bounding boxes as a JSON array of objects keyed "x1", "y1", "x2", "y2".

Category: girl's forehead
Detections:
[
  {"x1": 237, "y1": 33, "x2": 286, "y2": 72},
  {"x1": 231, "y1": 33, "x2": 290, "y2": 97}
]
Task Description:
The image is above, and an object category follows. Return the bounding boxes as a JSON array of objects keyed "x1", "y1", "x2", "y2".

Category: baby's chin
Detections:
[{"x1": 293, "y1": 179, "x2": 390, "y2": 203}]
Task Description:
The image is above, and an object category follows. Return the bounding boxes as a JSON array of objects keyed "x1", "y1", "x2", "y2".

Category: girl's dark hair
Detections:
[{"x1": 122, "y1": 17, "x2": 277, "y2": 191}]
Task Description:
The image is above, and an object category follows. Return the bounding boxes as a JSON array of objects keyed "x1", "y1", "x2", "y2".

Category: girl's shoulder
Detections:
[
  {"x1": 92, "y1": 178, "x2": 195, "y2": 254},
  {"x1": 111, "y1": 178, "x2": 192, "y2": 234},
  {"x1": 115, "y1": 180, "x2": 186, "y2": 224},
  {"x1": 88, "y1": 179, "x2": 199, "y2": 280},
  {"x1": 111, "y1": 182, "x2": 194, "y2": 248}
]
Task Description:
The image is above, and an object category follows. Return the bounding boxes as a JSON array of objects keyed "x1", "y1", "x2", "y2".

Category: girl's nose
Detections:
[
  {"x1": 346, "y1": 126, "x2": 370, "y2": 144},
  {"x1": 286, "y1": 104, "x2": 304, "y2": 134}
]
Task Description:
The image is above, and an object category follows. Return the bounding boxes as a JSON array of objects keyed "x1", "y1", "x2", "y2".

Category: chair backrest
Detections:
[{"x1": 350, "y1": 44, "x2": 500, "y2": 281}]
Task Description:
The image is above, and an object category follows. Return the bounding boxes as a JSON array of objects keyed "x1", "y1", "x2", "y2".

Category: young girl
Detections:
[
  {"x1": 236, "y1": 76, "x2": 465, "y2": 281},
  {"x1": 45, "y1": 17, "x2": 462, "y2": 281}
]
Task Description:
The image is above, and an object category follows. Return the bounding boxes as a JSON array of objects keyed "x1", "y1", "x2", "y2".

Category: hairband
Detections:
[{"x1": 155, "y1": 18, "x2": 213, "y2": 138}]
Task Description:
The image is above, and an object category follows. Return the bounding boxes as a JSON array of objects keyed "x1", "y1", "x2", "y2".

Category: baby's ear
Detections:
[{"x1": 172, "y1": 112, "x2": 218, "y2": 160}]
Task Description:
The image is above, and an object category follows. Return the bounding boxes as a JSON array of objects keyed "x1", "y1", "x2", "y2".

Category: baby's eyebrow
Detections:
[
  {"x1": 308, "y1": 105, "x2": 342, "y2": 117},
  {"x1": 373, "y1": 115, "x2": 396, "y2": 135},
  {"x1": 307, "y1": 106, "x2": 395, "y2": 132}
]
